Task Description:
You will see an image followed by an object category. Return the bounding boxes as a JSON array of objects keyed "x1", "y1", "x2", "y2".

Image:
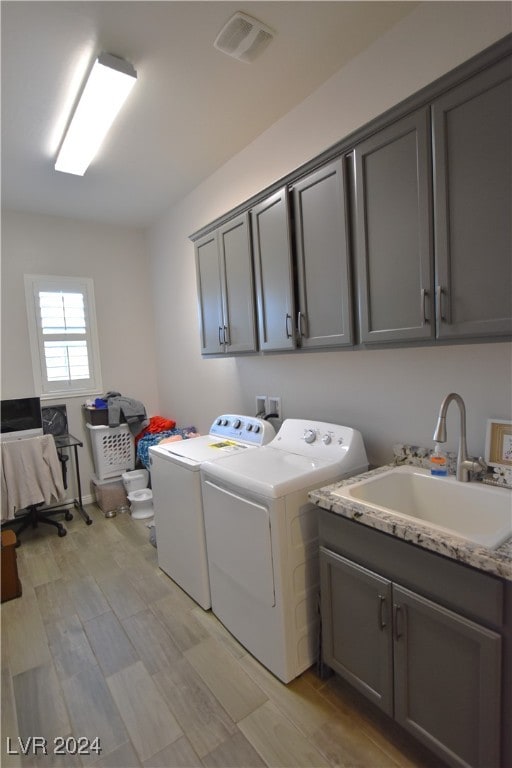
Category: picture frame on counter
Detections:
[{"x1": 485, "y1": 418, "x2": 512, "y2": 468}]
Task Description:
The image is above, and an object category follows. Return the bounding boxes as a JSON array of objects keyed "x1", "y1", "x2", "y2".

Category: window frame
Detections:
[{"x1": 24, "y1": 274, "x2": 103, "y2": 399}]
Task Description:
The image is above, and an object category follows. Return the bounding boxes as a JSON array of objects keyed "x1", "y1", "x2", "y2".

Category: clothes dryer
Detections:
[
  {"x1": 149, "y1": 415, "x2": 275, "y2": 609},
  {"x1": 200, "y1": 418, "x2": 368, "y2": 681}
]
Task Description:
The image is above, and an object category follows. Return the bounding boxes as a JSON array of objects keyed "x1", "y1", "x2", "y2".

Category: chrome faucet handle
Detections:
[
  {"x1": 460, "y1": 456, "x2": 487, "y2": 477},
  {"x1": 475, "y1": 457, "x2": 488, "y2": 474}
]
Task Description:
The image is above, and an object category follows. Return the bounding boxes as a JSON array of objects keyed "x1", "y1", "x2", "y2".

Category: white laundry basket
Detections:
[{"x1": 86, "y1": 423, "x2": 135, "y2": 480}]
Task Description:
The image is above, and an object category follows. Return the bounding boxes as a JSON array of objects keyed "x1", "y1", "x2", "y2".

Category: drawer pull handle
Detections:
[
  {"x1": 378, "y1": 594, "x2": 387, "y2": 630},
  {"x1": 393, "y1": 604, "x2": 404, "y2": 640},
  {"x1": 421, "y1": 288, "x2": 429, "y2": 324}
]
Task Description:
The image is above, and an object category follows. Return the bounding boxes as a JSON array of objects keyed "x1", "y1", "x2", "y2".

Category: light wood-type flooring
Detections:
[{"x1": 1, "y1": 504, "x2": 441, "y2": 768}]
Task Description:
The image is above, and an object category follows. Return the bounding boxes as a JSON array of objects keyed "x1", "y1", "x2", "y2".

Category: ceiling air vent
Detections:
[{"x1": 214, "y1": 12, "x2": 275, "y2": 63}]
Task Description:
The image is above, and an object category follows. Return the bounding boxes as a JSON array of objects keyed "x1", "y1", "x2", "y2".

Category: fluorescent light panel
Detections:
[{"x1": 55, "y1": 53, "x2": 137, "y2": 176}]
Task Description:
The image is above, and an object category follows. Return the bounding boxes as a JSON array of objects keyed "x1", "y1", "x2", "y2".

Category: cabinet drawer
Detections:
[{"x1": 319, "y1": 510, "x2": 503, "y2": 628}]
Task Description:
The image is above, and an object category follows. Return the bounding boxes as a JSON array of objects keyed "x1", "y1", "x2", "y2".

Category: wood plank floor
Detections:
[{"x1": 1, "y1": 505, "x2": 441, "y2": 768}]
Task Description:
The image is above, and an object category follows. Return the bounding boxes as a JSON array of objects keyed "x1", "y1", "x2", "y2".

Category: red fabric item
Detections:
[
  {"x1": 147, "y1": 416, "x2": 176, "y2": 433},
  {"x1": 134, "y1": 415, "x2": 176, "y2": 445}
]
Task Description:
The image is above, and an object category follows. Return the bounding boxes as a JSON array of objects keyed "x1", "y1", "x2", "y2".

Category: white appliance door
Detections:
[
  {"x1": 202, "y1": 479, "x2": 275, "y2": 608},
  {"x1": 150, "y1": 451, "x2": 210, "y2": 609}
]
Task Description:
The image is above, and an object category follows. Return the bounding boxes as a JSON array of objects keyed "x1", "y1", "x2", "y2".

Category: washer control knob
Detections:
[
  {"x1": 233, "y1": 419, "x2": 241, "y2": 429},
  {"x1": 304, "y1": 429, "x2": 316, "y2": 444},
  {"x1": 253, "y1": 425, "x2": 260, "y2": 433},
  {"x1": 216, "y1": 418, "x2": 222, "y2": 426},
  {"x1": 322, "y1": 434, "x2": 332, "y2": 445},
  {"x1": 247, "y1": 424, "x2": 253, "y2": 432}
]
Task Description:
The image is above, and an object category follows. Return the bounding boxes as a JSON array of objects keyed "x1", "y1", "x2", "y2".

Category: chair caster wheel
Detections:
[
  {"x1": 65, "y1": 511, "x2": 73, "y2": 521},
  {"x1": 58, "y1": 528, "x2": 67, "y2": 537},
  {"x1": 86, "y1": 519, "x2": 93, "y2": 526}
]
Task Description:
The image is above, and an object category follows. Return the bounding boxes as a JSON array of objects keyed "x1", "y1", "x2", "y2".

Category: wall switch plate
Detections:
[
  {"x1": 256, "y1": 395, "x2": 268, "y2": 416},
  {"x1": 268, "y1": 396, "x2": 281, "y2": 420}
]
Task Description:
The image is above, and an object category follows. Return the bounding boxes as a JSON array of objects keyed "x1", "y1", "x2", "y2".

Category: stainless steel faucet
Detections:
[{"x1": 433, "y1": 392, "x2": 487, "y2": 482}]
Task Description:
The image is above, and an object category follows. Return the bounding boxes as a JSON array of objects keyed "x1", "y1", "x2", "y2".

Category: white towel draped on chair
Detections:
[{"x1": 1, "y1": 435, "x2": 65, "y2": 521}]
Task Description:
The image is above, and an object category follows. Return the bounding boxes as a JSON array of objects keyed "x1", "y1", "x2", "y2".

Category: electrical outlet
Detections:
[
  {"x1": 268, "y1": 396, "x2": 281, "y2": 420},
  {"x1": 255, "y1": 395, "x2": 268, "y2": 416}
]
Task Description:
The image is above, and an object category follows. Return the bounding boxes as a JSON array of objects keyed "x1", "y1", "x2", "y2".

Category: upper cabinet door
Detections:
[
  {"x1": 292, "y1": 159, "x2": 353, "y2": 348},
  {"x1": 432, "y1": 56, "x2": 512, "y2": 340},
  {"x1": 195, "y1": 231, "x2": 224, "y2": 355},
  {"x1": 251, "y1": 188, "x2": 295, "y2": 351},
  {"x1": 354, "y1": 108, "x2": 434, "y2": 343},
  {"x1": 218, "y1": 213, "x2": 257, "y2": 354}
]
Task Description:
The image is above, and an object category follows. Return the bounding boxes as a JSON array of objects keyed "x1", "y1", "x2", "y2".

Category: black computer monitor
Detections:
[{"x1": 0, "y1": 397, "x2": 43, "y2": 440}]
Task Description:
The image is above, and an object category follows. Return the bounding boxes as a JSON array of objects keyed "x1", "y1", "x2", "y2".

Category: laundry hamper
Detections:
[{"x1": 86, "y1": 423, "x2": 135, "y2": 480}]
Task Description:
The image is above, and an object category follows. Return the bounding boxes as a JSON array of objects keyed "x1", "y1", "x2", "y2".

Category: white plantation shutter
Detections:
[{"x1": 25, "y1": 276, "x2": 102, "y2": 396}]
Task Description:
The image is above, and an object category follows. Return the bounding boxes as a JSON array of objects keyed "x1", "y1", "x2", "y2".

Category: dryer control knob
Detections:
[
  {"x1": 322, "y1": 434, "x2": 332, "y2": 445},
  {"x1": 233, "y1": 419, "x2": 241, "y2": 429},
  {"x1": 304, "y1": 429, "x2": 316, "y2": 444}
]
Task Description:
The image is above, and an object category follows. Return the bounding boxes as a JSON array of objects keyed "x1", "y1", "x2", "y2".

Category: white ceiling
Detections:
[{"x1": 1, "y1": 1, "x2": 417, "y2": 227}]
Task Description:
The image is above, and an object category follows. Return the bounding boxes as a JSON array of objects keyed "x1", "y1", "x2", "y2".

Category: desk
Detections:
[{"x1": 54, "y1": 434, "x2": 92, "y2": 526}]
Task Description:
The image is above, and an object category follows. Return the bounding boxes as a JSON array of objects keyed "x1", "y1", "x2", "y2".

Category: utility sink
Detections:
[{"x1": 331, "y1": 465, "x2": 512, "y2": 549}]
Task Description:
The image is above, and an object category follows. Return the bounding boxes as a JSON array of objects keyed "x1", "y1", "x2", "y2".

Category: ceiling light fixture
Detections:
[{"x1": 55, "y1": 52, "x2": 137, "y2": 176}]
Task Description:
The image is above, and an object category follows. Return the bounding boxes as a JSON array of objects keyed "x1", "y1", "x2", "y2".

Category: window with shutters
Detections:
[{"x1": 24, "y1": 275, "x2": 102, "y2": 397}]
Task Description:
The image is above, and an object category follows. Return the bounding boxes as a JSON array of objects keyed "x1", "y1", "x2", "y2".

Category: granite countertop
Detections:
[{"x1": 309, "y1": 464, "x2": 512, "y2": 581}]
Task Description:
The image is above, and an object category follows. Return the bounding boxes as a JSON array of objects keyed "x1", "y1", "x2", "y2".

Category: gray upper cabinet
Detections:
[
  {"x1": 195, "y1": 230, "x2": 224, "y2": 355},
  {"x1": 354, "y1": 108, "x2": 434, "y2": 344},
  {"x1": 432, "y1": 55, "x2": 512, "y2": 339},
  {"x1": 195, "y1": 213, "x2": 256, "y2": 356},
  {"x1": 251, "y1": 188, "x2": 295, "y2": 351},
  {"x1": 292, "y1": 159, "x2": 353, "y2": 348},
  {"x1": 193, "y1": 39, "x2": 512, "y2": 354}
]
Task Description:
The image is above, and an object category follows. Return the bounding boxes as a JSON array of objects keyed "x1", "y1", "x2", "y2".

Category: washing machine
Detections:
[
  {"x1": 200, "y1": 418, "x2": 368, "y2": 682},
  {"x1": 148, "y1": 414, "x2": 275, "y2": 609}
]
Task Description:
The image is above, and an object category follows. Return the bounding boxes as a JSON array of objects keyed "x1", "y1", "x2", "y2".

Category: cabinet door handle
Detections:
[
  {"x1": 421, "y1": 288, "x2": 429, "y2": 324},
  {"x1": 218, "y1": 326, "x2": 224, "y2": 347},
  {"x1": 377, "y1": 594, "x2": 387, "y2": 630},
  {"x1": 285, "y1": 313, "x2": 293, "y2": 339},
  {"x1": 393, "y1": 604, "x2": 404, "y2": 641},
  {"x1": 223, "y1": 325, "x2": 231, "y2": 346},
  {"x1": 436, "y1": 285, "x2": 451, "y2": 325},
  {"x1": 297, "y1": 311, "x2": 308, "y2": 339}
]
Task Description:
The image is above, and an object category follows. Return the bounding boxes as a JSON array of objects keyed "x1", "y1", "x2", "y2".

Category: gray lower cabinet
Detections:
[
  {"x1": 320, "y1": 546, "x2": 502, "y2": 768},
  {"x1": 291, "y1": 158, "x2": 353, "y2": 348},
  {"x1": 432, "y1": 55, "x2": 512, "y2": 340},
  {"x1": 251, "y1": 188, "x2": 295, "y2": 351},
  {"x1": 354, "y1": 108, "x2": 434, "y2": 344},
  {"x1": 195, "y1": 213, "x2": 257, "y2": 355}
]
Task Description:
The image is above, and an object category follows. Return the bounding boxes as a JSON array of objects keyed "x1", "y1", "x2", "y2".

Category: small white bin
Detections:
[
  {"x1": 91, "y1": 474, "x2": 128, "y2": 513},
  {"x1": 86, "y1": 423, "x2": 135, "y2": 480}
]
